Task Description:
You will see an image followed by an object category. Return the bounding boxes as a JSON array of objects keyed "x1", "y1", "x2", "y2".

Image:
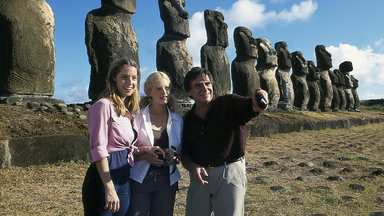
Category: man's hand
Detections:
[
  {"x1": 191, "y1": 166, "x2": 209, "y2": 185},
  {"x1": 252, "y1": 88, "x2": 269, "y2": 112},
  {"x1": 181, "y1": 155, "x2": 209, "y2": 185}
]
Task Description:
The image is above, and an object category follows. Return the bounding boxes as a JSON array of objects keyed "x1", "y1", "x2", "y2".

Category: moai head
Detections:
[
  {"x1": 275, "y1": 41, "x2": 291, "y2": 70},
  {"x1": 291, "y1": 51, "x2": 308, "y2": 76},
  {"x1": 307, "y1": 60, "x2": 320, "y2": 81},
  {"x1": 339, "y1": 61, "x2": 353, "y2": 74},
  {"x1": 315, "y1": 45, "x2": 332, "y2": 70},
  {"x1": 233, "y1": 26, "x2": 258, "y2": 59},
  {"x1": 256, "y1": 38, "x2": 278, "y2": 67},
  {"x1": 204, "y1": 10, "x2": 228, "y2": 48},
  {"x1": 101, "y1": 0, "x2": 136, "y2": 13},
  {"x1": 159, "y1": 0, "x2": 190, "y2": 39}
]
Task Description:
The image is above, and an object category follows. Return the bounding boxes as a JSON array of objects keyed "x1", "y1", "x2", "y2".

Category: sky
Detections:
[{"x1": 45, "y1": 0, "x2": 384, "y2": 104}]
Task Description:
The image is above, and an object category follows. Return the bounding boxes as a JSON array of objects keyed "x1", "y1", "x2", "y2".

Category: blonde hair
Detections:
[
  {"x1": 105, "y1": 58, "x2": 140, "y2": 119},
  {"x1": 140, "y1": 71, "x2": 182, "y2": 114}
]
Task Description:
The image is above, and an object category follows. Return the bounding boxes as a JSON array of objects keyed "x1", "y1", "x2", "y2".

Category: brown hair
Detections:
[{"x1": 105, "y1": 58, "x2": 140, "y2": 119}]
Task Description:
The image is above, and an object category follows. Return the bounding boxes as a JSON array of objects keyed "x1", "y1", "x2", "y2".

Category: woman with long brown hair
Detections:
[{"x1": 82, "y1": 58, "x2": 140, "y2": 215}]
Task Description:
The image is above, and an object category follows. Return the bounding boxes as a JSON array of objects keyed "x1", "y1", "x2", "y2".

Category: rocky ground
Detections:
[
  {"x1": 0, "y1": 103, "x2": 89, "y2": 140},
  {"x1": 1, "y1": 101, "x2": 383, "y2": 140}
]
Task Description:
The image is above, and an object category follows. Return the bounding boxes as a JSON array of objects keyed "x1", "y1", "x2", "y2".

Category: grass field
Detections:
[{"x1": 1, "y1": 122, "x2": 384, "y2": 215}]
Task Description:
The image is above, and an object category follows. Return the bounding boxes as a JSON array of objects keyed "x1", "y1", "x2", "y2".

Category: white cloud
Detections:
[
  {"x1": 218, "y1": 0, "x2": 273, "y2": 29},
  {"x1": 55, "y1": 85, "x2": 89, "y2": 104},
  {"x1": 186, "y1": 11, "x2": 205, "y2": 67},
  {"x1": 66, "y1": 86, "x2": 89, "y2": 104},
  {"x1": 362, "y1": 91, "x2": 384, "y2": 100},
  {"x1": 275, "y1": 0, "x2": 318, "y2": 23},
  {"x1": 186, "y1": 0, "x2": 318, "y2": 65},
  {"x1": 327, "y1": 43, "x2": 384, "y2": 100},
  {"x1": 327, "y1": 43, "x2": 384, "y2": 86},
  {"x1": 375, "y1": 38, "x2": 384, "y2": 51}
]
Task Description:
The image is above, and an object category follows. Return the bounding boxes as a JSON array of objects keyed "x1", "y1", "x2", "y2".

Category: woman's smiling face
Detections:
[{"x1": 114, "y1": 65, "x2": 137, "y2": 100}]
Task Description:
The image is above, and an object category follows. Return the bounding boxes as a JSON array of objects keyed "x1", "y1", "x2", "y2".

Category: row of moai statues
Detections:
[
  {"x1": 0, "y1": 0, "x2": 360, "y2": 112},
  {"x1": 87, "y1": 0, "x2": 361, "y2": 112}
]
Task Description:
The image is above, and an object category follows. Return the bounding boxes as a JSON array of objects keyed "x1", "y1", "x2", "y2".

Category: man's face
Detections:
[{"x1": 187, "y1": 74, "x2": 214, "y2": 105}]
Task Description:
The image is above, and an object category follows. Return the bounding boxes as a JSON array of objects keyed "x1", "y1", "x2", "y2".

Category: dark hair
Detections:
[{"x1": 183, "y1": 67, "x2": 213, "y2": 93}]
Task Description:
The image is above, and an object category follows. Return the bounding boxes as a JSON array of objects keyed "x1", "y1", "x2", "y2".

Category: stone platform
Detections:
[{"x1": 1, "y1": 110, "x2": 383, "y2": 168}]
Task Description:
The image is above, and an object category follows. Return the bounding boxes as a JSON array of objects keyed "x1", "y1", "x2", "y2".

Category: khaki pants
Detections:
[{"x1": 185, "y1": 158, "x2": 246, "y2": 216}]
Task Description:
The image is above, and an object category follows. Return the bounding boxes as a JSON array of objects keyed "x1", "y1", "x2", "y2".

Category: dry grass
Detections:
[{"x1": 1, "y1": 123, "x2": 384, "y2": 215}]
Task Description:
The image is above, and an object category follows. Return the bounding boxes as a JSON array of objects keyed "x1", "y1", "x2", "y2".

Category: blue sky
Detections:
[{"x1": 46, "y1": 0, "x2": 384, "y2": 104}]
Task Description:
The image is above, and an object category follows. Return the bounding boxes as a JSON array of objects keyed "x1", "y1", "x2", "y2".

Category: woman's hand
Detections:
[
  {"x1": 95, "y1": 158, "x2": 120, "y2": 213},
  {"x1": 135, "y1": 146, "x2": 165, "y2": 166},
  {"x1": 165, "y1": 148, "x2": 181, "y2": 165},
  {"x1": 104, "y1": 182, "x2": 120, "y2": 213}
]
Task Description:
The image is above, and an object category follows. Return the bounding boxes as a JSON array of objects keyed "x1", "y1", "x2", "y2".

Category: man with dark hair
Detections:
[{"x1": 181, "y1": 67, "x2": 268, "y2": 216}]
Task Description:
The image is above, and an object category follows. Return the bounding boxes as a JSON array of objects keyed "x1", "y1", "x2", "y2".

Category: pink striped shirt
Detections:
[{"x1": 87, "y1": 98, "x2": 137, "y2": 165}]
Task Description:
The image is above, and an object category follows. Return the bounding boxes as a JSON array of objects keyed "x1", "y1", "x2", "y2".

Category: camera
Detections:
[
  {"x1": 162, "y1": 146, "x2": 181, "y2": 166},
  {"x1": 255, "y1": 93, "x2": 268, "y2": 109}
]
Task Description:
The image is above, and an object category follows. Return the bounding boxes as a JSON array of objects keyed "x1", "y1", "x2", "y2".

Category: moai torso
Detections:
[
  {"x1": 0, "y1": 0, "x2": 55, "y2": 96},
  {"x1": 339, "y1": 61, "x2": 355, "y2": 111},
  {"x1": 157, "y1": 0, "x2": 193, "y2": 102},
  {"x1": 200, "y1": 10, "x2": 230, "y2": 96},
  {"x1": 315, "y1": 45, "x2": 333, "y2": 111},
  {"x1": 306, "y1": 60, "x2": 321, "y2": 111},
  {"x1": 329, "y1": 69, "x2": 340, "y2": 111},
  {"x1": 291, "y1": 51, "x2": 309, "y2": 110},
  {"x1": 231, "y1": 27, "x2": 260, "y2": 97},
  {"x1": 86, "y1": 0, "x2": 139, "y2": 101},
  {"x1": 256, "y1": 38, "x2": 280, "y2": 109},
  {"x1": 350, "y1": 75, "x2": 360, "y2": 111},
  {"x1": 275, "y1": 41, "x2": 294, "y2": 110},
  {"x1": 334, "y1": 69, "x2": 347, "y2": 110}
]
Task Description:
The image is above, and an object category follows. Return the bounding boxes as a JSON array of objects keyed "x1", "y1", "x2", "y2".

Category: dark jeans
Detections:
[
  {"x1": 128, "y1": 165, "x2": 178, "y2": 216},
  {"x1": 82, "y1": 149, "x2": 131, "y2": 216}
]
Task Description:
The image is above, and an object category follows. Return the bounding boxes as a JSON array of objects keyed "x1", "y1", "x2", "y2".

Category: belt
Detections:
[{"x1": 206, "y1": 156, "x2": 244, "y2": 168}]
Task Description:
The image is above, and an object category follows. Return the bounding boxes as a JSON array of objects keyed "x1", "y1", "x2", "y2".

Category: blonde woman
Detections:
[
  {"x1": 129, "y1": 71, "x2": 183, "y2": 216},
  {"x1": 82, "y1": 58, "x2": 140, "y2": 215}
]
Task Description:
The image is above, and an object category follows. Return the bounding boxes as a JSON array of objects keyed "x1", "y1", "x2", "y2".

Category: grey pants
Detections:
[{"x1": 185, "y1": 158, "x2": 247, "y2": 216}]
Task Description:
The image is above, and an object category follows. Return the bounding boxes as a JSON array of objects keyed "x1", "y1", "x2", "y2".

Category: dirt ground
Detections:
[
  {"x1": 1, "y1": 122, "x2": 383, "y2": 215},
  {"x1": 1, "y1": 102, "x2": 384, "y2": 215},
  {"x1": 0, "y1": 103, "x2": 88, "y2": 140}
]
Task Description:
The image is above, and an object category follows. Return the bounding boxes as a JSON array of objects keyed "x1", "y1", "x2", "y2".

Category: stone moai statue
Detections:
[
  {"x1": 291, "y1": 51, "x2": 309, "y2": 110},
  {"x1": 334, "y1": 69, "x2": 347, "y2": 110},
  {"x1": 0, "y1": 0, "x2": 55, "y2": 98},
  {"x1": 350, "y1": 75, "x2": 360, "y2": 111},
  {"x1": 275, "y1": 41, "x2": 294, "y2": 110},
  {"x1": 339, "y1": 61, "x2": 355, "y2": 111},
  {"x1": 200, "y1": 10, "x2": 230, "y2": 96},
  {"x1": 315, "y1": 45, "x2": 333, "y2": 112},
  {"x1": 306, "y1": 60, "x2": 321, "y2": 111},
  {"x1": 256, "y1": 38, "x2": 280, "y2": 109},
  {"x1": 231, "y1": 27, "x2": 260, "y2": 97},
  {"x1": 328, "y1": 69, "x2": 340, "y2": 111},
  {"x1": 86, "y1": 0, "x2": 139, "y2": 101},
  {"x1": 157, "y1": 0, "x2": 193, "y2": 102}
]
